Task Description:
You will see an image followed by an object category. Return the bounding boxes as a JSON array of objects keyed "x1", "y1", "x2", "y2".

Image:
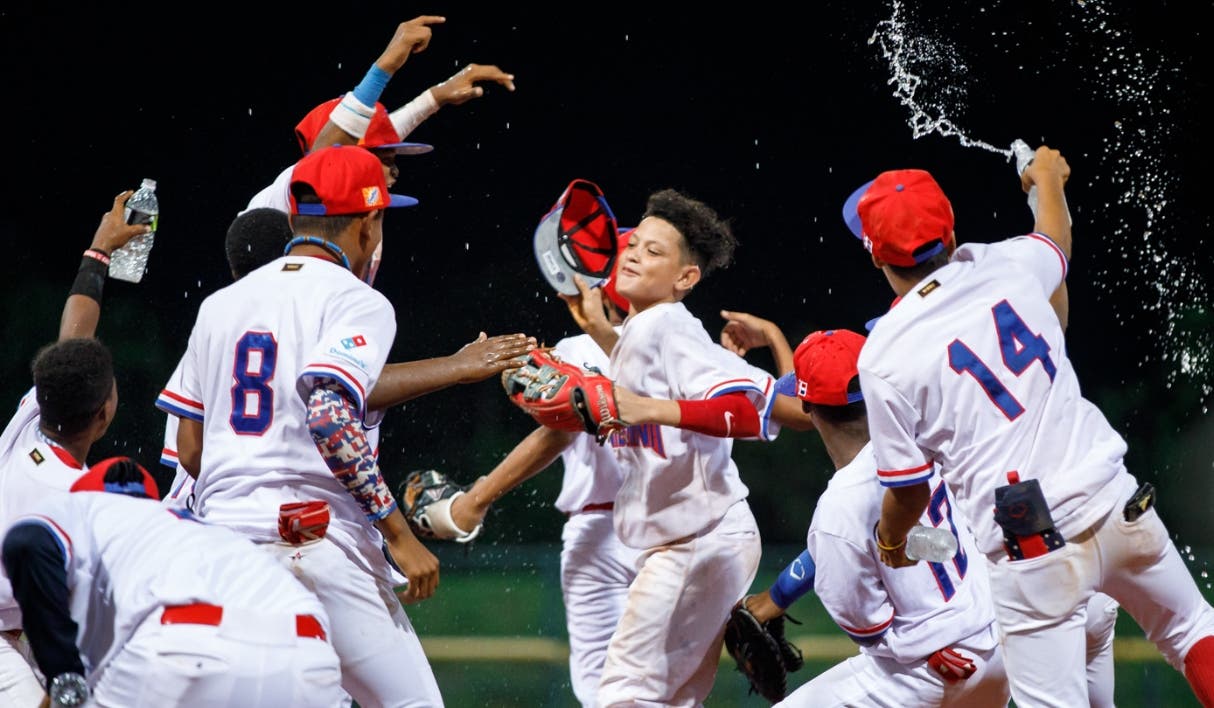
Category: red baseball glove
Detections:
[{"x1": 502, "y1": 349, "x2": 625, "y2": 443}]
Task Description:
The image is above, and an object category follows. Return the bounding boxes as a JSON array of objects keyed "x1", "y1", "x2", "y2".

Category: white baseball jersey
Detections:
[
  {"x1": 550, "y1": 333, "x2": 626, "y2": 514},
  {"x1": 242, "y1": 165, "x2": 293, "y2": 214},
  {"x1": 7, "y1": 492, "x2": 335, "y2": 693},
  {"x1": 156, "y1": 255, "x2": 395, "y2": 577},
  {"x1": 808, "y1": 443, "x2": 996, "y2": 662},
  {"x1": 0, "y1": 389, "x2": 88, "y2": 631},
  {"x1": 606, "y1": 302, "x2": 778, "y2": 549},
  {"x1": 858, "y1": 234, "x2": 1128, "y2": 555}
]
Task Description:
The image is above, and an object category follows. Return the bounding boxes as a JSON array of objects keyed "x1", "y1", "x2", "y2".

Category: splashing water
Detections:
[{"x1": 869, "y1": 0, "x2": 1211, "y2": 405}]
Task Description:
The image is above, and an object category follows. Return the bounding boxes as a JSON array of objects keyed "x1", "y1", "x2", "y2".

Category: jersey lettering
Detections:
[
  {"x1": 608, "y1": 423, "x2": 667, "y2": 459},
  {"x1": 924, "y1": 480, "x2": 967, "y2": 601},
  {"x1": 947, "y1": 300, "x2": 1056, "y2": 420},
  {"x1": 229, "y1": 331, "x2": 278, "y2": 435}
]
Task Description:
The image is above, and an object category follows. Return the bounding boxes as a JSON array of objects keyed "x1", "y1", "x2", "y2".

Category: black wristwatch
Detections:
[{"x1": 49, "y1": 672, "x2": 89, "y2": 707}]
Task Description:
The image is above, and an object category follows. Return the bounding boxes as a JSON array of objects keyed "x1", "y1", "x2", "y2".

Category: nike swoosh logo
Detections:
[{"x1": 724, "y1": 411, "x2": 735, "y2": 437}]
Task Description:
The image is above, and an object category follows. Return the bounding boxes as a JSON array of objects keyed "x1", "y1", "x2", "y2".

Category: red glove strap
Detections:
[
  {"x1": 278, "y1": 500, "x2": 331, "y2": 545},
  {"x1": 676, "y1": 392, "x2": 760, "y2": 438},
  {"x1": 927, "y1": 647, "x2": 977, "y2": 683}
]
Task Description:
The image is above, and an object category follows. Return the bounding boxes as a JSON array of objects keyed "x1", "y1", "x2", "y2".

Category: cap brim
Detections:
[
  {"x1": 774, "y1": 372, "x2": 798, "y2": 397},
  {"x1": 388, "y1": 194, "x2": 419, "y2": 208},
  {"x1": 533, "y1": 209, "x2": 606, "y2": 296},
  {"x1": 842, "y1": 179, "x2": 874, "y2": 240},
  {"x1": 376, "y1": 142, "x2": 434, "y2": 156}
]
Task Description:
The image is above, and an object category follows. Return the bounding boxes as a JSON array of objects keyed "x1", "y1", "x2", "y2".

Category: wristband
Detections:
[
  {"x1": 70, "y1": 255, "x2": 108, "y2": 304},
  {"x1": 352, "y1": 64, "x2": 391, "y2": 106},
  {"x1": 874, "y1": 524, "x2": 906, "y2": 551},
  {"x1": 83, "y1": 248, "x2": 111, "y2": 266},
  {"x1": 330, "y1": 93, "x2": 376, "y2": 141}
]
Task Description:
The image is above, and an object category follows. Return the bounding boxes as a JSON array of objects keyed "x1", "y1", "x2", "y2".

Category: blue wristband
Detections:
[
  {"x1": 769, "y1": 549, "x2": 816, "y2": 610},
  {"x1": 352, "y1": 64, "x2": 391, "y2": 106}
]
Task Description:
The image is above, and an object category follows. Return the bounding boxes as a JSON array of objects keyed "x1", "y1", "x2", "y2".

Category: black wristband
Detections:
[{"x1": 69, "y1": 255, "x2": 108, "y2": 304}]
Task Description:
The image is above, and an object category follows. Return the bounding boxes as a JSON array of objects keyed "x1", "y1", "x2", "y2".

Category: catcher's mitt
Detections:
[
  {"x1": 501, "y1": 349, "x2": 626, "y2": 444},
  {"x1": 723, "y1": 598, "x2": 804, "y2": 703},
  {"x1": 398, "y1": 469, "x2": 482, "y2": 543}
]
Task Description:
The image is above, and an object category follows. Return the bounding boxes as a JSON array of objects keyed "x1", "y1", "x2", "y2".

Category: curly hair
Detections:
[
  {"x1": 32, "y1": 338, "x2": 114, "y2": 437},
  {"x1": 642, "y1": 189, "x2": 737, "y2": 277},
  {"x1": 225, "y1": 208, "x2": 294, "y2": 279}
]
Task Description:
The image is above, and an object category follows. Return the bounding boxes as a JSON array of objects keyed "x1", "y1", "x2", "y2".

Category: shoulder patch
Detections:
[{"x1": 29, "y1": 448, "x2": 44, "y2": 465}]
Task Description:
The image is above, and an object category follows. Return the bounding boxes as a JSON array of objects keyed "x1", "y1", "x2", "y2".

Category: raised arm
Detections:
[{"x1": 58, "y1": 190, "x2": 151, "y2": 341}]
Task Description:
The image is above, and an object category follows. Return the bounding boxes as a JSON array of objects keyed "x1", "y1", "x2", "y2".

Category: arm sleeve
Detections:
[
  {"x1": 307, "y1": 383, "x2": 398, "y2": 522},
  {"x1": 390, "y1": 90, "x2": 440, "y2": 139},
  {"x1": 769, "y1": 549, "x2": 816, "y2": 610},
  {"x1": 1, "y1": 521, "x2": 84, "y2": 683},
  {"x1": 675, "y1": 392, "x2": 760, "y2": 438}
]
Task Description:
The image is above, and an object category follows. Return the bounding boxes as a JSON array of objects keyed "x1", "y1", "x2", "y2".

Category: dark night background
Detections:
[{"x1": 3, "y1": 1, "x2": 1212, "y2": 561}]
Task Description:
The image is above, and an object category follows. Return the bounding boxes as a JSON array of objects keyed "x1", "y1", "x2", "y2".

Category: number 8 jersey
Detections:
[
  {"x1": 858, "y1": 234, "x2": 1128, "y2": 556},
  {"x1": 156, "y1": 255, "x2": 395, "y2": 563}
]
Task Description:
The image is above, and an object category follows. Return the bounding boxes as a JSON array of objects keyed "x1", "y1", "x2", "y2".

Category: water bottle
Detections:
[
  {"x1": 1011, "y1": 139, "x2": 1072, "y2": 226},
  {"x1": 905, "y1": 525, "x2": 958, "y2": 563},
  {"x1": 110, "y1": 178, "x2": 159, "y2": 283}
]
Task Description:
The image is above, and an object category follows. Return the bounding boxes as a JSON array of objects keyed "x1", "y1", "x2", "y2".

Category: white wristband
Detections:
[{"x1": 330, "y1": 92, "x2": 376, "y2": 140}]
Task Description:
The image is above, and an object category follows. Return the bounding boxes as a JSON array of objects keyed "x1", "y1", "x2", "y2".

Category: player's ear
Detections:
[{"x1": 675, "y1": 263, "x2": 702, "y2": 294}]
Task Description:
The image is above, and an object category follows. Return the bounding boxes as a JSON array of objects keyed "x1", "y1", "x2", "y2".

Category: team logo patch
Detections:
[
  {"x1": 341, "y1": 335, "x2": 368, "y2": 349},
  {"x1": 28, "y1": 448, "x2": 44, "y2": 465},
  {"x1": 362, "y1": 186, "x2": 383, "y2": 208},
  {"x1": 282, "y1": 262, "x2": 304, "y2": 272}
]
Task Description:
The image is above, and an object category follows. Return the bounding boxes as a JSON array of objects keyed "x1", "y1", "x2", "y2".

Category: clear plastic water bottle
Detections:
[
  {"x1": 110, "y1": 178, "x2": 159, "y2": 283},
  {"x1": 1011, "y1": 139, "x2": 1072, "y2": 226},
  {"x1": 905, "y1": 525, "x2": 958, "y2": 563}
]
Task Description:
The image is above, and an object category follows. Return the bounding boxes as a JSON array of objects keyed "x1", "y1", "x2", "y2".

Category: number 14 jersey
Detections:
[{"x1": 858, "y1": 235, "x2": 1127, "y2": 556}]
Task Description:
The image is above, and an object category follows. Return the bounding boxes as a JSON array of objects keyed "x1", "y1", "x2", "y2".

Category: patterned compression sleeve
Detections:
[
  {"x1": 769, "y1": 549, "x2": 816, "y2": 610},
  {"x1": 307, "y1": 381, "x2": 398, "y2": 522}
]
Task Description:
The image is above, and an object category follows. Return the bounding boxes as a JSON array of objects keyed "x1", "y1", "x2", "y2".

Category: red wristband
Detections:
[{"x1": 83, "y1": 248, "x2": 111, "y2": 266}]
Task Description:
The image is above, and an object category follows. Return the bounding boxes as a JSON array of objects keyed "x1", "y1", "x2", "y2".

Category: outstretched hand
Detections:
[
  {"x1": 377, "y1": 15, "x2": 447, "y2": 74},
  {"x1": 432, "y1": 63, "x2": 516, "y2": 106},
  {"x1": 449, "y1": 332, "x2": 537, "y2": 383}
]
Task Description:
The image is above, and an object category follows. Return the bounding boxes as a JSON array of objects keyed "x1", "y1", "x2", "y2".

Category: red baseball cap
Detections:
[
  {"x1": 774, "y1": 329, "x2": 866, "y2": 406},
  {"x1": 841, "y1": 169, "x2": 955, "y2": 267},
  {"x1": 289, "y1": 145, "x2": 419, "y2": 216},
  {"x1": 70, "y1": 456, "x2": 160, "y2": 499},
  {"x1": 294, "y1": 97, "x2": 434, "y2": 156},
  {"x1": 599, "y1": 226, "x2": 633, "y2": 313},
  {"x1": 533, "y1": 179, "x2": 620, "y2": 296}
]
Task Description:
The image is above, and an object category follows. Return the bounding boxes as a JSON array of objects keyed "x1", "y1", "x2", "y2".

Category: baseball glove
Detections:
[
  {"x1": 501, "y1": 349, "x2": 626, "y2": 444},
  {"x1": 723, "y1": 598, "x2": 803, "y2": 703},
  {"x1": 398, "y1": 469, "x2": 482, "y2": 543}
]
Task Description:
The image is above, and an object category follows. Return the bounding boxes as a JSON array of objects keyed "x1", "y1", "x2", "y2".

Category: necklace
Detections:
[{"x1": 284, "y1": 236, "x2": 352, "y2": 271}]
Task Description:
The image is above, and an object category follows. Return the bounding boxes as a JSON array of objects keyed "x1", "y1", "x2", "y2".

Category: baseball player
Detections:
[
  {"x1": 852, "y1": 147, "x2": 1214, "y2": 706},
  {"x1": 156, "y1": 145, "x2": 445, "y2": 706},
  {"x1": 0, "y1": 189, "x2": 149, "y2": 706},
  {"x1": 1, "y1": 457, "x2": 343, "y2": 707},
  {"x1": 725, "y1": 314, "x2": 1122, "y2": 708},
  {"x1": 447, "y1": 264, "x2": 638, "y2": 705},
  {"x1": 551, "y1": 188, "x2": 789, "y2": 706},
  {"x1": 778, "y1": 329, "x2": 1010, "y2": 705},
  {"x1": 159, "y1": 209, "x2": 532, "y2": 512}
]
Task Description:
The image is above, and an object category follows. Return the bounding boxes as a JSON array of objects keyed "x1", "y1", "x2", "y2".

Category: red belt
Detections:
[
  {"x1": 568, "y1": 501, "x2": 614, "y2": 517},
  {"x1": 161, "y1": 603, "x2": 326, "y2": 641}
]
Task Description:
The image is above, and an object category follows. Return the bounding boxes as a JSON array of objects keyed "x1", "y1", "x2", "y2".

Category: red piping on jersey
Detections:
[
  {"x1": 28, "y1": 515, "x2": 74, "y2": 563},
  {"x1": 839, "y1": 611, "x2": 894, "y2": 637},
  {"x1": 1026, "y1": 232, "x2": 1069, "y2": 279},
  {"x1": 876, "y1": 461, "x2": 933, "y2": 478},
  {"x1": 305, "y1": 363, "x2": 366, "y2": 399},
  {"x1": 159, "y1": 389, "x2": 203, "y2": 409},
  {"x1": 46, "y1": 444, "x2": 83, "y2": 470}
]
